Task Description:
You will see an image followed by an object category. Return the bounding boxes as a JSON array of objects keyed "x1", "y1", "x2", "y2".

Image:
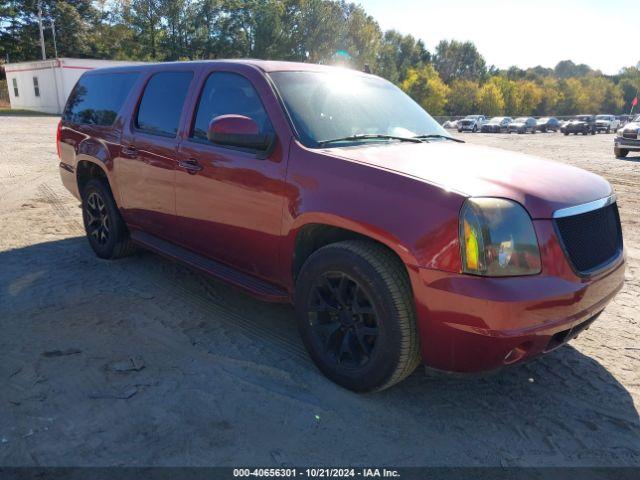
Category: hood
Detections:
[
  {"x1": 621, "y1": 122, "x2": 640, "y2": 132},
  {"x1": 325, "y1": 141, "x2": 612, "y2": 219}
]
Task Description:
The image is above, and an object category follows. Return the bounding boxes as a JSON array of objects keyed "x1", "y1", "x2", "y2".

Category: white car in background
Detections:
[
  {"x1": 457, "y1": 115, "x2": 487, "y2": 132},
  {"x1": 595, "y1": 115, "x2": 620, "y2": 133},
  {"x1": 442, "y1": 119, "x2": 459, "y2": 129}
]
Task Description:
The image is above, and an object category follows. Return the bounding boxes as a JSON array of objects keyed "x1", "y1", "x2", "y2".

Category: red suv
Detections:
[{"x1": 57, "y1": 60, "x2": 625, "y2": 391}]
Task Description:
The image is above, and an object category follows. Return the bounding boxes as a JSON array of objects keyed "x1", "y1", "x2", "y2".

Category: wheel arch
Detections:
[
  {"x1": 286, "y1": 213, "x2": 420, "y2": 285},
  {"x1": 75, "y1": 157, "x2": 121, "y2": 206}
]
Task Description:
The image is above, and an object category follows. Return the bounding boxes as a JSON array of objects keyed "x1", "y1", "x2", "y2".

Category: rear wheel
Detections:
[
  {"x1": 81, "y1": 178, "x2": 135, "y2": 259},
  {"x1": 295, "y1": 240, "x2": 420, "y2": 392},
  {"x1": 614, "y1": 147, "x2": 629, "y2": 158}
]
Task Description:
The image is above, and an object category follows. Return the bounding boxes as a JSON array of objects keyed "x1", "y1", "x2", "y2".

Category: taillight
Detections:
[{"x1": 56, "y1": 119, "x2": 62, "y2": 159}]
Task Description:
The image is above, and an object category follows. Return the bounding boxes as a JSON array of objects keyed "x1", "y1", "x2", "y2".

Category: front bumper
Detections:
[
  {"x1": 615, "y1": 136, "x2": 640, "y2": 151},
  {"x1": 409, "y1": 219, "x2": 625, "y2": 372}
]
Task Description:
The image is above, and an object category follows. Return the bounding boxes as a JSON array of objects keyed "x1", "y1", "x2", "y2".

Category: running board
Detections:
[{"x1": 131, "y1": 231, "x2": 290, "y2": 303}]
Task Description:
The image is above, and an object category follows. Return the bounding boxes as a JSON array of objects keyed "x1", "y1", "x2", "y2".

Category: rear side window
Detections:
[
  {"x1": 63, "y1": 73, "x2": 139, "y2": 126},
  {"x1": 191, "y1": 72, "x2": 273, "y2": 141},
  {"x1": 135, "y1": 72, "x2": 193, "y2": 137},
  {"x1": 12, "y1": 78, "x2": 18, "y2": 97}
]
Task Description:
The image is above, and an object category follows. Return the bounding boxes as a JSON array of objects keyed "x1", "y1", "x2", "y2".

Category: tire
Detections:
[
  {"x1": 472, "y1": 125, "x2": 477, "y2": 132},
  {"x1": 81, "y1": 177, "x2": 135, "y2": 259},
  {"x1": 606, "y1": 127, "x2": 611, "y2": 134},
  {"x1": 614, "y1": 147, "x2": 629, "y2": 158},
  {"x1": 564, "y1": 131, "x2": 569, "y2": 136},
  {"x1": 295, "y1": 240, "x2": 421, "y2": 392}
]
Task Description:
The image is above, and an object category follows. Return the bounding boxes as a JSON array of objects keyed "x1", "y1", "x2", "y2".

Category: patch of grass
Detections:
[{"x1": 0, "y1": 108, "x2": 60, "y2": 117}]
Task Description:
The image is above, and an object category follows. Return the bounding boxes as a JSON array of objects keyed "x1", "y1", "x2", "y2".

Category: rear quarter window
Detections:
[{"x1": 63, "y1": 72, "x2": 139, "y2": 126}]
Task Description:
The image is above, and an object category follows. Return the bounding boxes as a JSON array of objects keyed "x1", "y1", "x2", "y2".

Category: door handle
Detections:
[
  {"x1": 178, "y1": 159, "x2": 203, "y2": 174},
  {"x1": 121, "y1": 145, "x2": 137, "y2": 157}
]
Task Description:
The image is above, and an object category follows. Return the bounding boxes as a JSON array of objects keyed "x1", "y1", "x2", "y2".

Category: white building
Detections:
[{"x1": 4, "y1": 58, "x2": 144, "y2": 114}]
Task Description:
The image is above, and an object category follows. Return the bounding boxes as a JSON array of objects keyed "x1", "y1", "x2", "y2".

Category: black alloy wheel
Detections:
[
  {"x1": 295, "y1": 240, "x2": 421, "y2": 392},
  {"x1": 81, "y1": 177, "x2": 135, "y2": 259},
  {"x1": 307, "y1": 272, "x2": 379, "y2": 369},
  {"x1": 85, "y1": 190, "x2": 110, "y2": 246}
]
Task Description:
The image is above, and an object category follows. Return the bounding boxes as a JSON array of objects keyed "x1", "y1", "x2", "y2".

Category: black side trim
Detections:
[{"x1": 131, "y1": 231, "x2": 289, "y2": 302}]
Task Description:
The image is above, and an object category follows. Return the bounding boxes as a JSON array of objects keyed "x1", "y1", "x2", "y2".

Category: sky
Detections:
[{"x1": 359, "y1": 0, "x2": 637, "y2": 75}]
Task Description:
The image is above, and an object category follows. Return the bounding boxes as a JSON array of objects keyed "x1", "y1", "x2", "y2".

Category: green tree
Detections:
[
  {"x1": 375, "y1": 29, "x2": 430, "y2": 84},
  {"x1": 433, "y1": 39, "x2": 487, "y2": 83}
]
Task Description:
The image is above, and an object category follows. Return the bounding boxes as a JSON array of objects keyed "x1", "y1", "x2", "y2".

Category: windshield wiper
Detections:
[
  {"x1": 413, "y1": 134, "x2": 465, "y2": 143},
  {"x1": 317, "y1": 134, "x2": 424, "y2": 146}
]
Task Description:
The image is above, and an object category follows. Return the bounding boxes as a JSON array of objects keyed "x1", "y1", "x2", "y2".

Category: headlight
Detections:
[
  {"x1": 617, "y1": 128, "x2": 625, "y2": 137},
  {"x1": 459, "y1": 198, "x2": 541, "y2": 276}
]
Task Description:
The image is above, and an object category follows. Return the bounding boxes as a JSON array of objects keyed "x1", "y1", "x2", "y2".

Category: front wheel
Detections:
[
  {"x1": 295, "y1": 240, "x2": 421, "y2": 392},
  {"x1": 81, "y1": 178, "x2": 135, "y2": 259}
]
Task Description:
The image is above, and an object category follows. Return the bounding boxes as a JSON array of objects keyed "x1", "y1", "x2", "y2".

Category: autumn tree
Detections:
[
  {"x1": 446, "y1": 79, "x2": 479, "y2": 115},
  {"x1": 477, "y1": 82, "x2": 504, "y2": 116},
  {"x1": 401, "y1": 65, "x2": 449, "y2": 115}
]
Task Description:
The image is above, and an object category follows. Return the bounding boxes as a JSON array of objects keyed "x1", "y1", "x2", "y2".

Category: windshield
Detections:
[
  {"x1": 596, "y1": 115, "x2": 610, "y2": 120},
  {"x1": 576, "y1": 116, "x2": 591, "y2": 121},
  {"x1": 635, "y1": 115, "x2": 640, "y2": 122},
  {"x1": 514, "y1": 117, "x2": 527, "y2": 122},
  {"x1": 488, "y1": 117, "x2": 504, "y2": 124},
  {"x1": 269, "y1": 70, "x2": 447, "y2": 147}
]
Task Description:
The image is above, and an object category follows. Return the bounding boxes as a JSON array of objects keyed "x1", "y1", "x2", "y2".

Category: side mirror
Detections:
[{"x1": 207, "y1": 114, "x2": 273, "y2": 151}]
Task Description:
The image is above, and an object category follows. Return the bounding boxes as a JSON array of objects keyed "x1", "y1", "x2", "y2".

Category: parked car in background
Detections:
[
  {"x1": 536, "y1": 117, "x2": 560, "y2": 133},
  {"x1": 457, "y1": 115, "x2": 487, "y2": 132},
  {"x1": 614, "y1": 114, "x2": 640, "y2": 157},
  {"x1": 618, "y1": 115, "x2": 632, "y2": 127},
  {"x1": 442, "y1": 119, "x2": 459, "y2": 129},
  {"x1": 561, "y1": 115, "x2": 596, "y2": 135},
  {"x1": 57, "y1": 60, "x2": 625, "y2": 392},
  {"x1": 595, "y1": 115, "x2": 620, "y2": 133},
  {"x1": 481, "y1": 116, "x2": 512, "y2": 133},
  {"x1": 508, "y1": 117, "x2": 537, "y2": 134}
]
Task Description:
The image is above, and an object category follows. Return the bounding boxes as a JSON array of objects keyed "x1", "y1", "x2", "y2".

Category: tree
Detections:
[
  {"x1": 535, "y1": 77, "x2": 563, "y2": 115},
  {"x1": 477, "y1": 82, "x2": 504, "y2": 116},
  {"x1": 400, "y1": 64, "x2": 449, "y2": 115},
  {"x1": 375, "y1": 29, "x2": 430, "y2": 84},
  {"x1": 446, "y1": 79, "x2": 479, "y2": 115},
  {"x1": 130, "y1": 0, "x2": 164, "y2": 59},
  {"x1": 433, "y1": 39, "x2": 487, "y2": 83},
  {"x1": 555, "y1": 60, "x2": 592, "y2": 78},
  {"x1": 515, "y1": 80, "x2": 543, "y2": 115}
]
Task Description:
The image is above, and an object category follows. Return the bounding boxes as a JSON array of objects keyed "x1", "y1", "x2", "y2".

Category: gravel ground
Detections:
[{"x1": 0, "y1": 117, "x2": 638, "y2": 467}]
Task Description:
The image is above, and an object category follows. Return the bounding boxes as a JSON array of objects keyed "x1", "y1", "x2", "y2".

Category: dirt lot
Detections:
[{"x1": 1, "y1": 116, "x2": 639, "y2": 467}]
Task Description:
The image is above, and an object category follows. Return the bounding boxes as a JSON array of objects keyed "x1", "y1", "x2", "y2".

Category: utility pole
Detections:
[
  {"x1": 51, "y1": 20, "x2": 58, "y2": 58},
  {"x1": 37, "y1": 0, "x2": 46, "y2": 60}
]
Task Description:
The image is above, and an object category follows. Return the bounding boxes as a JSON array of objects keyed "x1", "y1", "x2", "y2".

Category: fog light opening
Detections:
[{"x1": 504, "y1": 342, "x2": 533, "y2": 365}]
